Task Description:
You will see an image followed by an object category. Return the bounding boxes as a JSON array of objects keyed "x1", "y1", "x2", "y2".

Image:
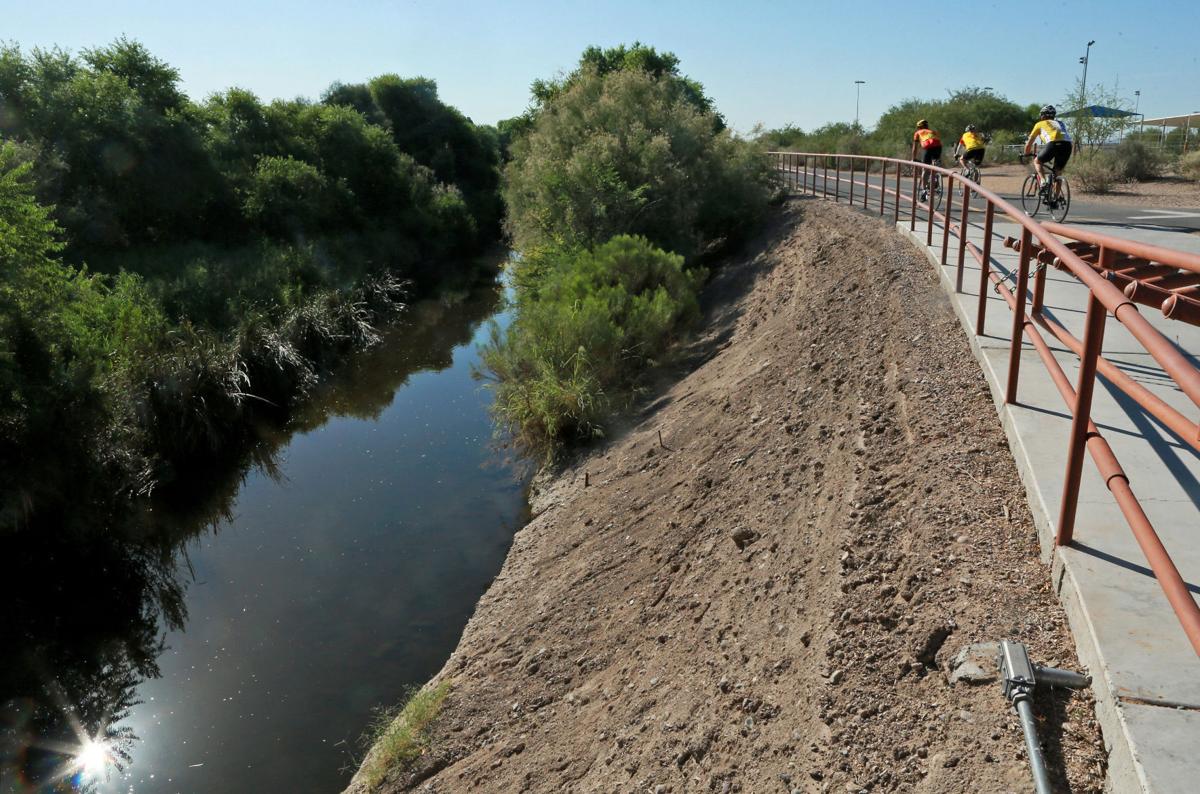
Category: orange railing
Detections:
[{"x1": 768, "y1": 151, "x2": 1200, "y2": 657}]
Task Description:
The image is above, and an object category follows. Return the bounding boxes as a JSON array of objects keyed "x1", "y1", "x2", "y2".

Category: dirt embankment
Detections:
[{"x1": 351, "y1": 201, "x2": 1107, "y2": 793}]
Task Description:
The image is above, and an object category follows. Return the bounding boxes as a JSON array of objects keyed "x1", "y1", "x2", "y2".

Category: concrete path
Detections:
[
  {"x1": 892, "y1": 209, "x2": 1200, "y2": 793},
  {"x1": 781, "y1": 164, "x2": 1200, "y2": 232}
]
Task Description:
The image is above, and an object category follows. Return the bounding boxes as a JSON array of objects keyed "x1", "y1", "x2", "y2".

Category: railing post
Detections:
[
  {"x1": 803, "y1": 156, "x2": 810, "y2": 196},
  {"x1": 1032, "y1": 259, "x2": 1048, "y2": 314},
  {"x1": 940, "y1": 174, "x2": 955, "y2": 266},
  {"x1": 1056, "y1": 288, "x2": 1109, "y2": 545},
  {"x1": 976, "y1": 202, "x2": 995, "y2": 335},
  {"x1": 893, "y1": 160, "x2": 901, "y2": 225},
  {"x1": 879, "y1": 161, "x2": 887, "y2": 215},
  {"x1": 823, "y1": 158, "x2": 828, "y2": 199},
  {"x1": 849, "y1": 158, "x2": 855, "y2": 205},
  {"x1": 1006, "y1": 227, "x2": 1033, "y2": 403},
  {"x1": 862, "y1": 160, "x2": 869, "y2": 210},
  {"x1": 834, "y1": 158, "x2": 841, "y2": 203},
  {"x1": 909, "y1": 165, "x2": 917, "y2": 231},
  {"x1": 956, "y1": 182, "x2": 971, "y2": 292},
  {"x1": 925, "y1": 167, "x2": 936, "y2": 246}
]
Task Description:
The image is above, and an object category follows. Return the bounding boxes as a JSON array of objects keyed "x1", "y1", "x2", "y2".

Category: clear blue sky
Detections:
[{"x1": 5, "y1": 0, "x2": 1197, "y2": 133}]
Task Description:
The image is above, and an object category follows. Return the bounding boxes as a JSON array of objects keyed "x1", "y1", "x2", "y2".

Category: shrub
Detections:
[
  {"x1": 1071, "y1": 152, "x2": 1121, "y2": 193},
  {"x1": 1113, "y1": 139, "x2": 1162, "y2": 181},
  {"x1": 481, "y1": 235, "x2": 703, "y2": 456},
  {"x1": 986, "y1": 130, "x2": 1022, "y2": 165},
  {"x1": 1180, "y1": 151, "x2": 1200, "y2": 181},
  {"x1": 504, "y1": 66, "x2": 770, "y2": 259},
  {"x1": 242, "y1": 155, "x2": 343, "y2": 237}
]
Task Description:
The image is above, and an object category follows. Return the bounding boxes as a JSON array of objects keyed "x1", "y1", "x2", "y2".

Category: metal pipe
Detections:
[
  {"x1": 909, "y1": 165, "x2": 918, "y2": 231},
  {"x1": 1041, "y1": 221, "x2": 1200, "y2": 276},
  {"x1": 849, "y1": 157, "x2": 855, "y2": 205},
  {"x1": 1057, "y1": 289, "x2": 1108, "y2": 545},
  {"x1": 1015, "y1": 696, "x2": 1054, "y2": 794},
  {"x1": 976, "y1": 203, "x2": 995, "y2": 335},
  {"x1": 862, "y1": 159, "x2": 869, "y2": 210},
  {"x1": 834, "y1": 159, "x2": 841, "y2": 203},
  {"x1": 880, "y1": 161, "x2": 887, "y2": 215},
  {"x1": 1007, "y1": 228, "x2": 1033, "y2": 403},
  {"x1": 956, "y1": 182, "x2": 970, "y2": 291},
  {"x1": 893, "y1": 161, "x2": 901, "y2": 225},
  {"x1": 943, "y1": 175, "x2": 957, "y2": 265},
  {"x1": 926, "y1": 166, "x2": 935, "y2": 246}
]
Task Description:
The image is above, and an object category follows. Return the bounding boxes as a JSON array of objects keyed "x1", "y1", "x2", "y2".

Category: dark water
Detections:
[{"x1": 1, "y1": 273, "x2": 529, "y2": 793}]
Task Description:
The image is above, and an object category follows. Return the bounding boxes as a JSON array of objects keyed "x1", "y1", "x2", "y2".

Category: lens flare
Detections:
[{"x1": 76, "y1": 739, "x2": 110, "y2": 778}]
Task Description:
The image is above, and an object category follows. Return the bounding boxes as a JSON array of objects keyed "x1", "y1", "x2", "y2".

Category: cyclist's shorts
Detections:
[
  {"x1": 963, "y1": 148, "x2": 984, "y2": 164},
  {"x1": 921, "y1": 145, "x2": 943, "y2": 165},
  {"x1": 1037, "y1": 140, "x2": 1072, "y2": 171}
]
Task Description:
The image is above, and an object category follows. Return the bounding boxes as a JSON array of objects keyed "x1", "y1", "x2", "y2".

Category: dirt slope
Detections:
[{"x1": 351, "y1": 201, "x2": 1107, "y2": 793}]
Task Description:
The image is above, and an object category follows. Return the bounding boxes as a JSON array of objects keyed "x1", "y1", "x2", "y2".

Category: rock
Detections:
[
  {"x1": 947, "y1": 641, "x2": 1000, "y2": 685},
  {"x1": 828, "y1": 669, "x2": 844, "y2": 685},
  {"x1": 731, "y1": 528, "x2": 759, "y2": 550}
]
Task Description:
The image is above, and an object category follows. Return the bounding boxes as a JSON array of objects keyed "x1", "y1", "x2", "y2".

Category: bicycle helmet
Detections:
[
  {"x1": 965, "y1": 124, "x2": 977, "y2": 132},
  {"x1": 916, "y1": 119, "x2": 928, "y2": 128},
  {"x1": 1040, "y1": 104, "x2": 1056, "y2": 119}
]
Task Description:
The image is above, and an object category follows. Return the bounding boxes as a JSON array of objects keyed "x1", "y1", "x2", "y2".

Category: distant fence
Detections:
[{"x1": 769, "y1": 151, "x2": 1200, "y2": 658}]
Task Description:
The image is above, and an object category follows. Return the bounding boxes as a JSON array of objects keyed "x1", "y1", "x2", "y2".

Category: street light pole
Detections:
[
  {"x1": 1079, "y1": 40, "x2": 1095, "y2": 106},
  {"x1": 1135, "y1": 90, "x2": 1142, "y2": 137},
  {"x1": 854, "y1": 80, "x2": 866, "y2": 128}
]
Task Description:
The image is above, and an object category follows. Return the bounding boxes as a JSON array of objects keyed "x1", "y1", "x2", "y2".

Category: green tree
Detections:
[
  {"x1": 1059, "y1": 79, "x2": 1135, "y2": 149},
  {"x1": 504, "y1": 65, "x2": 770, "y2": 258}
]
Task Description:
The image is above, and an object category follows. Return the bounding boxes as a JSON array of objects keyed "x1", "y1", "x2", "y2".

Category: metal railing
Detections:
[{"x1": 769, "y1": 151, "x2": 1200, "y2": 657}]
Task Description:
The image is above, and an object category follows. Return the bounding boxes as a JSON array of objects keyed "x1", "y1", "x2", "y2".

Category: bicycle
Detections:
[
  {"x1": 957, "y1": 153, "x2": 981, "y2": 184},
  {"x1": 916, "y1": 162, "x2": 943, "y2": 211},
  {"x1": 1019, "y1": 154, "x2": 1071, "y2": 222}
]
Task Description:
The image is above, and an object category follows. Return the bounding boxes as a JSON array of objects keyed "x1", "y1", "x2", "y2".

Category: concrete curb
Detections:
[{"x1": 894, "y1": 220, "x2": 1199, "y2": 793}]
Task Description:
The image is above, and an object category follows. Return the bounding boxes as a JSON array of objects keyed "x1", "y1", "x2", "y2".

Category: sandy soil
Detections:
[
  {"x1": 979, "y1": 163, "x2": 1200, "y2": 208},
  {"x1": 349, "y1": 201, "x2": 1108, "y2": 793}
]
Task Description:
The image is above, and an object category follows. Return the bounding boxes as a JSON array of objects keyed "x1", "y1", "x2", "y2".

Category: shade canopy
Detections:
[
  {"x1": 1141, "y1": 112, "x2": 1200, "y2": 128},
  {"x1": 1060, "y1": 105, "x2": 1140, "y2": 119}
]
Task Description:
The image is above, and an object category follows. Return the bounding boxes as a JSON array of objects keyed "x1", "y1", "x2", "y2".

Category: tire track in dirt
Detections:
[{"x1": 349, "y1": 200, "x2": 1107, "y2": 793}]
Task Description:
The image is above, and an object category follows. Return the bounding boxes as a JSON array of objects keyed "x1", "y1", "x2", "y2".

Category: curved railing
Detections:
[{"x1": 768, "y1": 151, "x2": 1200, "y2": 658}]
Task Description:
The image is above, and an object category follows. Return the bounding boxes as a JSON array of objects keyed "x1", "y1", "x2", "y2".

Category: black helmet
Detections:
[
  {"x1": 1040, "y1": 104, "x2": 1056, "y2": 118},
  {"x1": 916, "y1": 118, "x2": 928, "y2": 128},
  {"x1": 965, "y1": 124, "x2": 978, "y2": 132}
]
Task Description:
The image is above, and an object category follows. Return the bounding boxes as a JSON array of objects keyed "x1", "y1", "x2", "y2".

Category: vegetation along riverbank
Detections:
[{"x1": 0, "y1": 38, "x2": 505, "y2": 537}]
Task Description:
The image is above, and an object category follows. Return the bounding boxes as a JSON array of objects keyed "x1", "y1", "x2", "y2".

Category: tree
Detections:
[
  {"x1": 504, "y1": 64, "x2": 769, "y2": 259},
  {"x1": 1059, "y1": 79, "x2": 1135, "y2": 149}
]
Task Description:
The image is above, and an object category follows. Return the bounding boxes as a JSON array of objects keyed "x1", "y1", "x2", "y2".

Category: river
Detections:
[{"x1": 0, "y1": 270, "x2": 529, "y2": 793}]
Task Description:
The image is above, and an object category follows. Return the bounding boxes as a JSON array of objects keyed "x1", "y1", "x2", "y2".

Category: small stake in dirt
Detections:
[
  {"x1": 658, "y1": 429, "x2": 671, "y2": 451},
  {"x1": 999, "y1": 640, "x2": 1091, "y2": 794},
  {"x1": 584, "y1": 471, "x2": 590, "y2": 487}
]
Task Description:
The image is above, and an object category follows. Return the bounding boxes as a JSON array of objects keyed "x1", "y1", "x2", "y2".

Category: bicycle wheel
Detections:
[
  {"x1": 1021, "y1": 175, "x2": 1041, "y2": 216},
  {"x1": 1049, "y1": 177, "x2": 1071, "y2": 222}
]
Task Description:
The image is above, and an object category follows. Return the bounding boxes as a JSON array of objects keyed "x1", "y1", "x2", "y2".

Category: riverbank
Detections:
[{"x1": 348, "y1": 201, "x2": 1107, "y2": 792}]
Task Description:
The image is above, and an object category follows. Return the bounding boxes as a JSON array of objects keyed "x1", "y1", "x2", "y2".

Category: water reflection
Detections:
[{"x1": 1, "y1": 273, "x2": 527, "y2": 792}]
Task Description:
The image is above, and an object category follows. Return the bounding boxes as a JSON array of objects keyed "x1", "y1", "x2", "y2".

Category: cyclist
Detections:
[
  {"x1": 955, "y1": 124, "x2": 987, "y2": 173},
  {"x1": 910, "y1": 119, "x2": 942, "y2": 197},
  {"x1": 1024, "y1": 105, "x2": 1072, "y2": 197}
]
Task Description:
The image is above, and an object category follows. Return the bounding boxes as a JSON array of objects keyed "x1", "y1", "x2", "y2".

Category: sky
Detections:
[{"x1": 4, "y1": 0, "x2": 1197, "y2": 134}]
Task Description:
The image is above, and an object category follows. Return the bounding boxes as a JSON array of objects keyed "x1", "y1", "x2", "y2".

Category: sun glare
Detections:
[{"x1": 76, "y1": 739, "x2": 110, "y2": 778}]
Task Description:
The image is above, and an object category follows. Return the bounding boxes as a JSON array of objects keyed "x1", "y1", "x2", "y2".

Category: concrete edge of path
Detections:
[{"x1": 894, "y1": 220, "x2": 1165, "y2": 794}]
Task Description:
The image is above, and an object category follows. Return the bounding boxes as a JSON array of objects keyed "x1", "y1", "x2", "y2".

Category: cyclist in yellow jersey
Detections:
[
  {"x1": 1024, "y1": 104, "x2": 1073, "y2": 194},
  {"x1": 955, "y1": 125, "x2": 987, "y2": 171}
]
